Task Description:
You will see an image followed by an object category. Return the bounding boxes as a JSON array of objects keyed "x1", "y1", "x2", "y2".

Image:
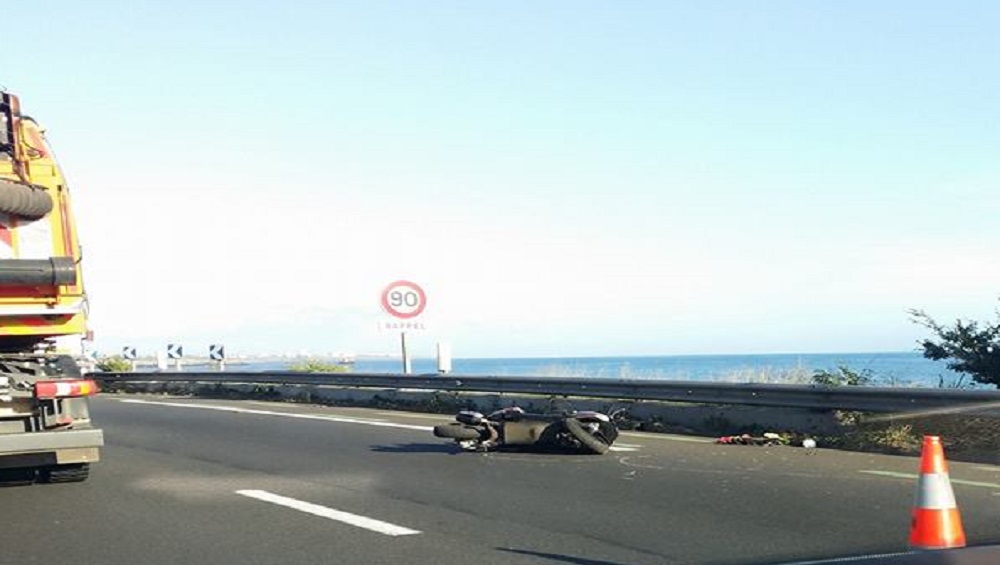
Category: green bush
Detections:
[
  {"x1": 911, "y1": 304, "x2": 1000, "y2": 388},
  {"x1": 288, "y1": 358, "x2": 351, "y2": 373},
  {"x1": 95, "y1": 356, "x2": 132, "y2": 372},
  {"x1": 812, "y1": 365, "x2": 872, "y2": 387}
]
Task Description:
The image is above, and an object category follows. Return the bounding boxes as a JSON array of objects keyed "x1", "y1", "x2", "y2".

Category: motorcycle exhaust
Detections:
[{"x1": 456, "y1": 411, "x2": 484, "y2": 426}]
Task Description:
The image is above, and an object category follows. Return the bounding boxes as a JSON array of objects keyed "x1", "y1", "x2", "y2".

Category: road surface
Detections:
[{"x1": 3, "y1": 395, "x2": 1000, "y2": 564}]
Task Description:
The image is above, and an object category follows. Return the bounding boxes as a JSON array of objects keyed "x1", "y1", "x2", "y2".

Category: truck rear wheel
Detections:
[{"x1": 38, "y1": 463, "x2": 90, "y2": 484}]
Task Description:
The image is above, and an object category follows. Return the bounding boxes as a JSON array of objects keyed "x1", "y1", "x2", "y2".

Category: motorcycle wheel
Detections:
[
  {"x1": 564, "y1": 418, "x2": 611, "y2": 455},
  {"x1": 433, "y1": 423, "x2": 483, "y2": 440}
]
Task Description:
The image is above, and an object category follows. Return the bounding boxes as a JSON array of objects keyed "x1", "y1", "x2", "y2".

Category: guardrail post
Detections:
[{"x1": 437, "y1": 342, "x2": 452, "y2": 374}]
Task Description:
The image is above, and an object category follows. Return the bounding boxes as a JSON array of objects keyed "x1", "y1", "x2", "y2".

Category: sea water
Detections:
[{"x1": 197, "y1": 351, "x2": 968, "y2": 388}]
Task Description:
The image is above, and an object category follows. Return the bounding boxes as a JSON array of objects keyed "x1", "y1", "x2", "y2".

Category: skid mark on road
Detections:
[
  {"x1": 116, "y1": 399, "x2": 433, "y2": 431},
  {"x1": 236, "y1": 490, "x2": 421, "y2": 536},
  {"x1": 616, "y1": 456, "x2": 875, "y2": 482}
]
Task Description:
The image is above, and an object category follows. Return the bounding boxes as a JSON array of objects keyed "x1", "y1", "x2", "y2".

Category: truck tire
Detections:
[
  {"x1": 0, "y1": 467, "x2": 36, "y2": 487},
  {"x1": 52, "y1": 354, "x2": 82, "y2": 378},
  {"x1": 564, "y1": 418, "x2": 611, "y2": 455},
  {"x1": 0, "y1": 179, "x2": 54, "y2": 219},
  {"x1": 39, "y1": 463, "x2": 90, "y2": 484},
  {"x1": 433, "y1": 423, "x2": 483, "y2": 440}
]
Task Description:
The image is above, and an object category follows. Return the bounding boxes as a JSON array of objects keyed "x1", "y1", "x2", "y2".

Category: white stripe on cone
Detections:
[{"x1": 915, "y1": 473, "x2": 958, "y2": 510}]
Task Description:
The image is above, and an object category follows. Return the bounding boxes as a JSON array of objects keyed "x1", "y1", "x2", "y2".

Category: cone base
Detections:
[{"x1": 909, "y1": 508, "x2": 966, "y2": 550}]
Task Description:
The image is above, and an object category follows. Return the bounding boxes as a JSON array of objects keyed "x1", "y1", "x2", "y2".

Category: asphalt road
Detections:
[{"x1": 3, "y1": 395, "x2": 1000, "y2": 565}]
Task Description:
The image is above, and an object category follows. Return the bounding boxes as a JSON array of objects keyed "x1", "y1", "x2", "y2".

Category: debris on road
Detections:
[{"x1": 715, "y1": 432, "x2": 790, "y2": 446}]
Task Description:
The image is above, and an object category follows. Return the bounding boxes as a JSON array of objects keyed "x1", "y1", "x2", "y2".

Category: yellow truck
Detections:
[{"x1": 0, "y1": 91, "x2": 102, "y2": 484}]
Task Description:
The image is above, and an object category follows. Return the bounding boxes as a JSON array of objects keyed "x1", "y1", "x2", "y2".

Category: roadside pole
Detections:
[{"x1": 401, "y1": 332, "x2": 411, "y2": 374}]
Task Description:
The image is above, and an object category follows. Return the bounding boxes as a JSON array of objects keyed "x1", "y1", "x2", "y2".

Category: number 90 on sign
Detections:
[{"x1": 380, "y1": 281, "x2": 427, "y2": 319}]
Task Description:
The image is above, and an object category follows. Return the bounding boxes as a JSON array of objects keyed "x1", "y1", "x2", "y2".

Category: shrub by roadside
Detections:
[{"x1": 95, "y1": 356, "x2": 132, "y2": 372}]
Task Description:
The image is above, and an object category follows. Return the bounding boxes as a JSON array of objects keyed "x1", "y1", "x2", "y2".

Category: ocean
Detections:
[{"x1": 187, "y1": 351, "x2": 968, "y2": 388}]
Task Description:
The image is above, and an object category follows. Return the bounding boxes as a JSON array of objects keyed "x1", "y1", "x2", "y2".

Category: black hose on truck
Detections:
[{"x1": 0, "y1": 257, "x2": 77, "y2": 286}]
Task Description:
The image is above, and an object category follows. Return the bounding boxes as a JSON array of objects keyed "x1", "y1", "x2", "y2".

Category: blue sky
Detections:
[{"x1": 3, "y1": 2, "x2": 998, "y2": 357}]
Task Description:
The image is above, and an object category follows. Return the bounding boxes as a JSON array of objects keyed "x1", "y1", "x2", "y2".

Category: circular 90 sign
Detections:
[{"x1": 380, "y1": 280, "x2": 427, "y2": 319}]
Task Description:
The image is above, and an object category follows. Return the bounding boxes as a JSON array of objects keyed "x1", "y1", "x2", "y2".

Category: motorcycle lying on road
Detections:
[{"x1": 433, "y1": 407, "x2": 620, "y2": 454}]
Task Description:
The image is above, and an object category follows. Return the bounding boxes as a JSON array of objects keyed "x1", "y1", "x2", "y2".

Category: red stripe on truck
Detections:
[
  {"x1": 0, "y1": 315, "x2": 70, "y2": 327},
  {"x1": 0, "y1": 222, "x2": 11, "y2": 249},
  {"x1": 58, "y1": 189, "x2": 74, "y2": 258},
  {"x1": 34, "y1": 379, "x2": 99, "y2": 399}
]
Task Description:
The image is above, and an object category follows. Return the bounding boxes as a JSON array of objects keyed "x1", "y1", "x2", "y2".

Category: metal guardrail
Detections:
[{"x1": 95, "y1": 371, "x2": 1000, "y2": 414}]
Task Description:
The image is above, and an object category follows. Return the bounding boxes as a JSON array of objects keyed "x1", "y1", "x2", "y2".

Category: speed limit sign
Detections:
[{"x1": 380, "y1": 280, "x2": 427, "y2": 319}]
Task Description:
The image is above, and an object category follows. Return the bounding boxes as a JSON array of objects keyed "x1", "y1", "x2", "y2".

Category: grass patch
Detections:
[
  {"x1": 818, "y1": 412, "x2": 1000, "y2": 462},
  {"x1": 288, "y1": 358, "x2": 351, "y2": 373}
]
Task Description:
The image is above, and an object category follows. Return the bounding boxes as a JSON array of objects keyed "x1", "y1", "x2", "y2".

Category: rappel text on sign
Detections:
[{"x1": 382, "y1": 321, "x2": 428, "y2": 331}]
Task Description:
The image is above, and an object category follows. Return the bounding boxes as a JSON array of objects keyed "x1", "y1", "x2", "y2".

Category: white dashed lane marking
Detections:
[
  {"x1": 859, "y1": 470, "x2": 1000, "y2": 490},
  {"x1": 236, "y1": 490, "x2": 421, "y2": 536}
]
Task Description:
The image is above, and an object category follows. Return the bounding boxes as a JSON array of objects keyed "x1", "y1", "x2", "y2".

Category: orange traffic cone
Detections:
[{"x1": 909, "y1": 435, "x2": 966, "y2": 550}]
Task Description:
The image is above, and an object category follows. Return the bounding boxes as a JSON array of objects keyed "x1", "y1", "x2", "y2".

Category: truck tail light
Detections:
[{"x1": 34, "y1": 379, "x2": 99, "y2": 399}]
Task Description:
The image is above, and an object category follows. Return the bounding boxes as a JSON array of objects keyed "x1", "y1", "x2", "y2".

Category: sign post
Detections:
[
  {"x1": 167, "y1": 344, "x2": 183, "y2": 372},
  {"x1": 400, "y1": 333, "x2": 412, "y2": 374},
  {"x1": 380, "y1": 280, "x2": 427, "y2": 375}
]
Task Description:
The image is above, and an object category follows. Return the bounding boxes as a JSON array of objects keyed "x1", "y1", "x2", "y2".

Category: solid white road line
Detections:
[
  {"x1": 777, "y1": 552, "x2": 915, "y2": 565},
  {"x1": 236, "y1": 490, "x2": 421, "y2": 536},
  {"x1": 117, "y1": 399, "x2": 643, "y2": 451},
  {"x1": 116, "y1": 399, "x2": 432, "y2": 431},
  {"x1": 620, "y1": 431, "x2": 713, "y2": 443},
  {"x1": 376, "y1": 411, "x2": 450, "y2": 420},
  {"x1": 609, "y1": 442, "x2": 641, "y2": 452}
]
